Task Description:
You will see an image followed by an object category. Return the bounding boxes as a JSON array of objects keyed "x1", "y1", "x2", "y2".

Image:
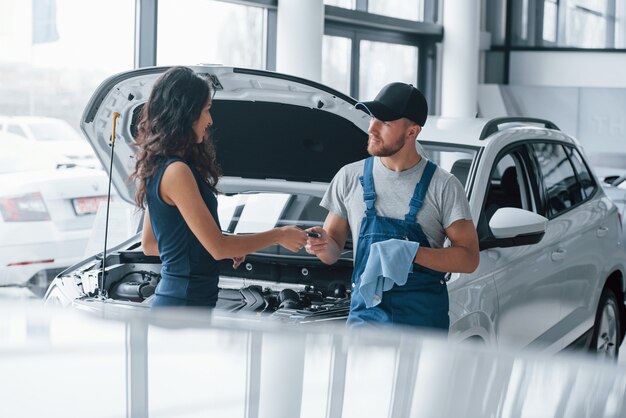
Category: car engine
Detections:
[{"x1": 75, "y1": 249, "x2": 353, "y2": 323}]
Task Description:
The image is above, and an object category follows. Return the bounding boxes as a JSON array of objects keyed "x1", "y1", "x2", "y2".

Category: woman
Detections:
[{"x1": 132, "y1": 66, "x2": 307, "y2": 308}]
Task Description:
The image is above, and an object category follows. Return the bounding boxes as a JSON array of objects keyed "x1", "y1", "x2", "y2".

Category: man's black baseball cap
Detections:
[{"x1": 355, "y1": 82, "x2": 428, "y2": 126}]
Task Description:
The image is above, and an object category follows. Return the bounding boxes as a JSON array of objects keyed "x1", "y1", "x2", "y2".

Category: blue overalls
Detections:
[{"x1": 347, "y1": 157, "x2": 449, "y2": 329}]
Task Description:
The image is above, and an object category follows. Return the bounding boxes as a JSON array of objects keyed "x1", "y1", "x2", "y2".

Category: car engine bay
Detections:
[{"x1": 74, "y1": 247, "x2": 353, "y2": 323}]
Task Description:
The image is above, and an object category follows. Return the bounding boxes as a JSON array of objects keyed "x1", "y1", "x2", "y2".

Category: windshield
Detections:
[
  {"x1": 217, "y1": 192, "x2": 332, "y2": 256},
  {"x1": 218, "y1": 193, "x2": 326, "y2": 235},
  {"x1": 420, "y1": 142, "x2": 479, "y2": 189},
  {"x1": 28, "y1": 120, "x2": 82, "y2": 141}
]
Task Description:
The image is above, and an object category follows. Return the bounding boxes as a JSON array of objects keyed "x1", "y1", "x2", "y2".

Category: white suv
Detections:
[{"x1": 43, "y1": 66, "x2": 626, "y2": 358}]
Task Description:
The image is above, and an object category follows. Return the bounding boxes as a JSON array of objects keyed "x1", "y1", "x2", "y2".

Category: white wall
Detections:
[{"x1": 510, "y1": 51, "x2": 626, "y2": 88}]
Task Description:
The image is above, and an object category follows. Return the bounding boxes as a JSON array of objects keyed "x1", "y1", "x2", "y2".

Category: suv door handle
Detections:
[
  {"x1": 596, "y1": 226, "x2": 609, "y2": 237},
  {"x1": 551, "y1": 248, "x2": 567, "y2": 261}
]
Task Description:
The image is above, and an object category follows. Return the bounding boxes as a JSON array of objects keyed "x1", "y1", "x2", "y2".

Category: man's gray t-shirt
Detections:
[{"x1": 321, "y1": 157, "x2": 472, "y2": 254}]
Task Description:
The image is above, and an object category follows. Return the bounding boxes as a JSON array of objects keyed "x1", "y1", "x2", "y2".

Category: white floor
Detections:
[{"x1": 1, "y1": 287, "x2": 624, "y2": 362}]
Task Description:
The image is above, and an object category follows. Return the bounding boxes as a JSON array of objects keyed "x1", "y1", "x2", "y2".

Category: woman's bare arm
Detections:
[{"x1": 160, "y1": 162, "x2": 307, "y2": 259}]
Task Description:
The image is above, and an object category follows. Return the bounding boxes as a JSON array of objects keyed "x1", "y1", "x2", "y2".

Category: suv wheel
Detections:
[{"x1": 590, "y1": 287, "x2": 621, "y2": 360}]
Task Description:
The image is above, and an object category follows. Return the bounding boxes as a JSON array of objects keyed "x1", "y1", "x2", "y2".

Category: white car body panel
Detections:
[{"x1": 0, "y1": 167, "x2": 110, "y2": 286}]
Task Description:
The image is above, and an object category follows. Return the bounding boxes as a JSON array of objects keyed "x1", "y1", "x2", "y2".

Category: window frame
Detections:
[
  {"x1": 477, "y1": 144, "x2": 541, "y2": 243},
  {"x1": 527, "y1": 140, "x2": 597, "y2": 220}
]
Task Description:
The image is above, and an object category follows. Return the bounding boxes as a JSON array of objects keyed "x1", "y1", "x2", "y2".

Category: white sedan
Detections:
[
  {"x1": 0, "y1": 115, "x2": 100, "y2": 169},
  {"x1": 0, "y1": 134, "x2": 110, "y2": 292}
]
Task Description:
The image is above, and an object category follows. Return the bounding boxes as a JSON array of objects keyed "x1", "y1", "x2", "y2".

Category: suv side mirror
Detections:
[{"x1": 480, "y1": 208, "x2": 548, "y2": 250}]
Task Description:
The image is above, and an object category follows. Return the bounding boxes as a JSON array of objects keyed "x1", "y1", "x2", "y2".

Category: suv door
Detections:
[
  {"x1": 478, "y1": 145, "x2": 562, "y2": 351},
  {"x1": 529, "y1": 142, "x2": 608, "y2": 348}
]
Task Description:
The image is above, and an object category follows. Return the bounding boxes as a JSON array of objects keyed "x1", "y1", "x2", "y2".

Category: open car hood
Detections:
[{"x1": 81, "y1": 66, "x2": 370, "y2": 204}]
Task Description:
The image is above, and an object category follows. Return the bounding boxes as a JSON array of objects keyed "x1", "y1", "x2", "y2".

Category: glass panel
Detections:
[
  {"x1": 368, "y1": 0, "x2": 424, "y2": 21},
  {"x1": 572, "y1": 0, "x2": 608, "y2": 15},
  {"x1": 565, "y1": 146, "x2": 597, "y2": 198},
  {"x1": 157, "y1": 0, "x2": 265, "y2": 69},
  {"x1": 543, "y1": 1, "x2": 558, "y2": 42},
  {"x1": 217, "y1": 192, "x2": 329, "y2": 254},
  {"x1": 322, "y1": 35, "x2": 352, "y2": 95},
  {"x1": 420, "y1": 143, "x2": 479, "y2": 189},
  {"x1": 566, "y1": 6, "x2": 607, "y2": 47},
  {"x1": 0, "y1": 0, "x2": 134, "y2": 127},
  {"x1": 324, "y1": 0, "x2": 356, "y2": 8},
  {"x1": 510, "y1": 0, "x2": 622, "y2": 48},
  {"x1": 531, "y1": 143, "x2": 582, "y2": 217},
  {"x1": 358, "y1": 40, "x2": 418, "y2": 101}
]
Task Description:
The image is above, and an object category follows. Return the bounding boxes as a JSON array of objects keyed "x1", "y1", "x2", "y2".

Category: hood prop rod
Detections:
[{"x1": 99, "y1": 111, "x2": 120, "y2": 299}]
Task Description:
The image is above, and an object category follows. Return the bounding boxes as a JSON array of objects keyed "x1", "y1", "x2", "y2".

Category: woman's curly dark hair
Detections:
[{"x1": 131, "y1": 66, "x2": 221, "y2": 208}]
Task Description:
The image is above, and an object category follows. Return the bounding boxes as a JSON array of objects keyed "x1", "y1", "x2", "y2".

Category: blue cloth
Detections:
[
  {"x1": 348, "y1": 157, "x2": 449, "y2": 329},
  {"x1": 146, "y1": 157, "x2": 221, "y2": 308},
  {"x1": 359, "y1": 239, "x2": 420, "y2": 308}
]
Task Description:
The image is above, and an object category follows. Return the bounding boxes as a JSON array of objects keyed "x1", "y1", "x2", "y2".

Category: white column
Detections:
[
  {"x1": 257, "y1": 333, "x2": 306, "y2": 418},
  {"x1": 276, "y1": 0, "x2": 324, "y2": 82},
  {"x1": 441, "y1": 0, "x2": 481, "y2": 117}
]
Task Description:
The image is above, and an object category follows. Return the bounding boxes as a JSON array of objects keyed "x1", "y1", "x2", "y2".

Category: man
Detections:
[{"x1": 306, "y1": 82, "x2": 479, "y2": 330}]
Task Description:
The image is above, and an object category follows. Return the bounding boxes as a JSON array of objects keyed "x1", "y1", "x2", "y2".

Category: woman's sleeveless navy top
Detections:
[{"x1": 145, "y1": 157, "x2": 220, "y2": 304}]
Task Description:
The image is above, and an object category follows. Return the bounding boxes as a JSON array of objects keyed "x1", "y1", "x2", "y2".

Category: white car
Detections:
[
  {"x1": 44, "y1": 66, "x2": 626, "y2": 358},
  {"x1": 603, "y1": 174, "x2": 626, "y2": 245},
  {"x1": 0, "y1": 115, "x2": 100, "y2": 169},
  {"x1": 0, "y1": 133, "x2": 111, "y2": 293}
]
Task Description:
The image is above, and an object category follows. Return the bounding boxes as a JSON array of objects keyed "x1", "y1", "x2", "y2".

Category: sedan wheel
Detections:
[{"x1": 591, "y1": 288, "x2": 620, "y2": 360}]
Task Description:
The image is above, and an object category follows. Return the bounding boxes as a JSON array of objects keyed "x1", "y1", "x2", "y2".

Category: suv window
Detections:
[
  {"x1": 531, "y1": 143, "x2": 585, "y2": 218},
  {"x1": 478, "y1": 147, "x2": 538, "y2": 241},
  {"x1": 565, "y1": 146, "x2": 597, "y2": 198}
]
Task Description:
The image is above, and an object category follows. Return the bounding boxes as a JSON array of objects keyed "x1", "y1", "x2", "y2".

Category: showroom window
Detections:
[
  {"x1": 324, "y1": 0, "x2": 426, "y2": 21},
  {"x1": 322, "y1": 35, "x2": 352, "y2": 95},
  {"x1": 157, "y1": 0, "x2": 266, "y2": 69},
  {"x1": 0, "y1": 0, "x2": 135, "y2": 128},
  {"x1": 322, "y1": 3, "x2": 439, "y2": 101},
  {"x1": 543, "y1": 0, "x2": 558, "y2": 43},
  {"x1": 368, "y1": 0, "x2": 424, "y2": 21},
  {"x1": 324, "y1": 0, "x2": 356, "y2": 8},
  {"x1": 359, "y1": 40, "x2": 418, "y2": 100},
  {"x1": 491, "y1": 0, "x2": 621, "y2": 48},
  {"x1": 564, "y1": 0, "x2": 615, "y2": 48}
]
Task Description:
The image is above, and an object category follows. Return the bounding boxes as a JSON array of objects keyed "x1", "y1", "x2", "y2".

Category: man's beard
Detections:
[{"x1": 367, "y1": 134, "x2": 404, "y2": 157}]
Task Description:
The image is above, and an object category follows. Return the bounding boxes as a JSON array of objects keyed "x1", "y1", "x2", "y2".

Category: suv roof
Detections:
[{"x1": 420, "y1": 116, "x2": 570, "y2": 147}]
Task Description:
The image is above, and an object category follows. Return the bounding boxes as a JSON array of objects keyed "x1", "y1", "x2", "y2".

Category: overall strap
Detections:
[
  {"x1": 359, "y1": 157, "x2": 377, "y2": 216},
  {"x1": 405, "y1": 160, "x2": 437, "y2": 221}
]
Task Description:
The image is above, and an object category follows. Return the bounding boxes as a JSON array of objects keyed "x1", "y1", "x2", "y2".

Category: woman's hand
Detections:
[
  {"x1": 232, "y1": 255, "x2": 246, "y2": 269},
  {"x1": 304, "y1": 226, "x2": 329, "y2": 256},
  {"x1": 277, "y1": 226, "x2": 308, "y2": 252}
]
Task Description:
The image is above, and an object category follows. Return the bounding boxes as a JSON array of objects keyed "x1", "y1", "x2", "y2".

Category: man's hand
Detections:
[{"x1": 304, "y1": 226, "x2": 328, "y2": 256}]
